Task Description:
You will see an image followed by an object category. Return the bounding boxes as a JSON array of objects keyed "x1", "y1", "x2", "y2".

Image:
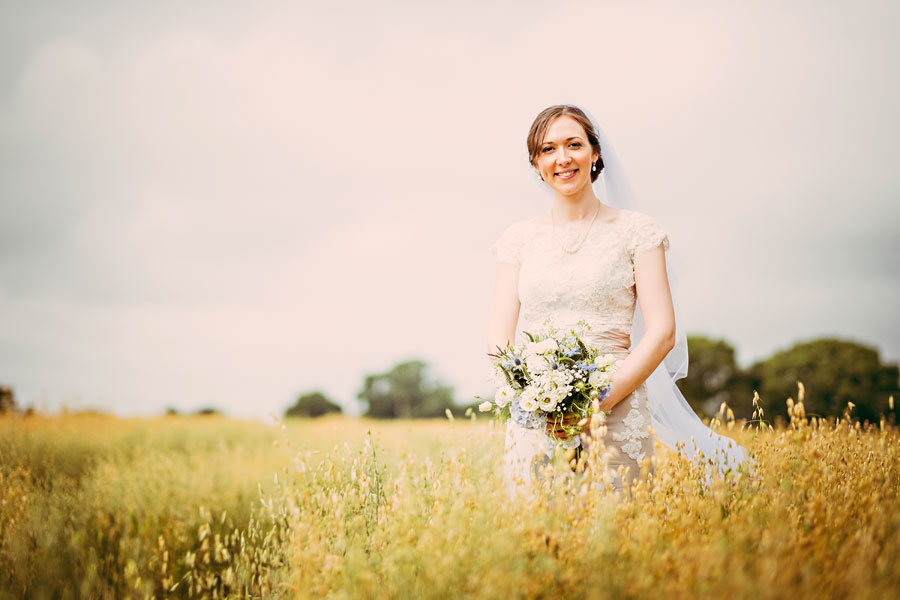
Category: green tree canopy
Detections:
[
  {"x1": 359, "y1": 360, "x2": 455, "y2": 419},
  {"x1": 193, "y1": 407, "x2": 222, "y2": 416},
  {"x1": 677, "y1": 336, "x2": 755, "y2": 417},
  {"x1": 285, "y1": 392, "x2": 342, "y2": 418},
  {"x1": 0, "y1": 386, "x2": 17, "y2": 414},
  {"x1": 749, "y1": 338, "x2": 899, "y2": 423}
]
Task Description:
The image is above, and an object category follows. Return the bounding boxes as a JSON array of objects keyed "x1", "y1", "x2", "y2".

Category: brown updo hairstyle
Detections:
[{"x1": 527, "y1": 105, "x2": 604, "y2": 182}]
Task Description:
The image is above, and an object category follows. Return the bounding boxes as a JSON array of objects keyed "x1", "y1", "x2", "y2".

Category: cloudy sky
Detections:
[{"x1": 1, "y1": 0, "x2": 898, "y2": 418}]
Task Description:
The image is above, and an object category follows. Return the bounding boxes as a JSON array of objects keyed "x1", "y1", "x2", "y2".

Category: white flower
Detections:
[
  {"x1": 525, "y1": 338, "x2": 557, "y2": 356},
  {"x1": 535, "y1": 339, "x2": 559, "y2": 354},
  {"x1": 519, "y1": 388, "x2": 539, "y2": 412},
  {"x1": 525, "y1": 354, "x2": 548, "y2": 374},
  {"x1": 589, "y1": 370, "x2": 612, "y2": 388},
  {"x1": 594, "y1": 353, "x2": 618, "y2": 369},
  {"x1": 551, "y1": 385, "x2": 570, "y2": 403},
  {"x1": 538, "y1": 395, "x2": 558, "y2": 412},
  {"x1": 478, "y1": 401, "x2": 493, "y2": 412},
  {"x1": 550, "y1": 370, "x2": 572, "y2": 387},
  {"x1": 494, "y1": 385, "x2": 515, "y2": 408},
  {"x1": 489, "y1": 365, "x2": 508, "y2": 387}
]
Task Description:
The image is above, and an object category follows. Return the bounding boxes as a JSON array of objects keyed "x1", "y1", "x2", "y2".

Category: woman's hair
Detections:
[{"x1": 527, "y1": 105, "x2": 604, "y2": 182}]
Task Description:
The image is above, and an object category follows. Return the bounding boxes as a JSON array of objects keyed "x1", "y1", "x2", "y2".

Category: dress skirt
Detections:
[{"x1": 583, "y1": 381, "x2": 656, "y2": 493}]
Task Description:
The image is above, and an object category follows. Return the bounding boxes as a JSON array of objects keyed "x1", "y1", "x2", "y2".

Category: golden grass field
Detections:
[{"x1": 1, "y1": 403, "x2": 898, "y2": 599}]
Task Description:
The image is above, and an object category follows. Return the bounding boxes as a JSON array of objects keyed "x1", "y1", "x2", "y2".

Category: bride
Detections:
[{"x1": 487, "y1": 105, "x2": 748, "y2": 494}]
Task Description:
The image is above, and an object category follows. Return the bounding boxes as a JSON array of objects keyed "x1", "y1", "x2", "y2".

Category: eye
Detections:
[
  {"x1": 541, "y1": 146, "x2": 553, "y2": 153},
  {"x1": 569, "y1": 142, "x2": 582, "y2": 148}
]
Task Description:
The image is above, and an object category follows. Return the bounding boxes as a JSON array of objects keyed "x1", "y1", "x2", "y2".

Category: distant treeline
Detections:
[
  {"x1": 3, "y1": 337, "x2": 895, "y2": 424},
  {"x1": 285, "y1": 337, "x2": 899, "y2": 424},
  {"x1": 678, "y1": 336, "x2": 898, "y2": 423},
  {"x1": 286, "y1": 360, "x2": 465, "y2": 419}
]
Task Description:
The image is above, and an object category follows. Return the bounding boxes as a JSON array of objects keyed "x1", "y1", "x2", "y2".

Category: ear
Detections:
[{"x1": 592, "y1": 150, "x2": 600, "y2": 164}]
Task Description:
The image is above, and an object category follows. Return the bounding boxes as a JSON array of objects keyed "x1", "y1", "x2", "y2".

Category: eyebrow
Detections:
[{"x1": 541, "y1": 136, "x2": 585, "y2": 145}]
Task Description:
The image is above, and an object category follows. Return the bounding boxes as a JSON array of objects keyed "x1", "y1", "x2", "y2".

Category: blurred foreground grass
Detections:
[{"x1": 1, "y1": 410, "x2": 898, "y2": 599}]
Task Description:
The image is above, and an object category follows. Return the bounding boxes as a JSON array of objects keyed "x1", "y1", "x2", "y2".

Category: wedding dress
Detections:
[{"x1": 491, "y1": 209, "x2": 734, "y2": 494}]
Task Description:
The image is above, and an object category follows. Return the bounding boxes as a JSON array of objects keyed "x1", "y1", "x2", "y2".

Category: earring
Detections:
[{"x1": 591, "y1": 162, "x2": 597, "y2": 172}]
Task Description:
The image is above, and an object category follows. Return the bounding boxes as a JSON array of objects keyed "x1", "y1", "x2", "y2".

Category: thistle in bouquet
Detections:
[{"x1": 483, "y1": 321, "x2": 620, "y2": 443}]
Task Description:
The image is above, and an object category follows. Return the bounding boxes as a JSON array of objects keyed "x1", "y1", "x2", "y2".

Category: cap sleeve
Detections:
[
  {"x1": 629, "y1": 212, "x2": 670, "y2": 259},
  {"x1": 490, "y1": 221, "x2": 528, "y2": 266}
]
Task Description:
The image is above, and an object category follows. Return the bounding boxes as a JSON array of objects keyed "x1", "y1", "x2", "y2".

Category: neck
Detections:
[{"x1": 552, "y1": 186, "x2": 601, "y2": 222}]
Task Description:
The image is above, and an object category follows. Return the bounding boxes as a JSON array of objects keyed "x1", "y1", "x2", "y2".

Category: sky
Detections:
[{"x1": 1, "y1": 0, "x2": 898, "y2": 418}]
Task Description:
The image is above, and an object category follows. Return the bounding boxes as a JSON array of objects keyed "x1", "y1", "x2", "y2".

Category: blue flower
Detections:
[{"x1": 510, "y1": 399, "x2": 546, "y2": 430}]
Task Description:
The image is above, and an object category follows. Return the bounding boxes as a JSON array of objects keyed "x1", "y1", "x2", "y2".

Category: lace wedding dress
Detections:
[{"x1": 491, "y1": 208, "x2": 670, "y2": 494}]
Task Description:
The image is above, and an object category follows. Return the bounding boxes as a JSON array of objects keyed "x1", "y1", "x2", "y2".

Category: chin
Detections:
[{"x1": 552, "y1": 179, "x2": 590, "y2": 196}]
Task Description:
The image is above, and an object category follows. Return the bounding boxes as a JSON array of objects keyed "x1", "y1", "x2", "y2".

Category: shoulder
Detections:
[
  {"x1": 490, "y1": 218, "x2": 539, "y2": 265},
  {"x1": 493, "y1": 217, "x2": 543, "y2": 245},
  {"x1": 618, "y1": 209, "x2": 670, "y2": 257},
  {"x1": 617, "y1": 209, "x2": 661, "y2": 227}
]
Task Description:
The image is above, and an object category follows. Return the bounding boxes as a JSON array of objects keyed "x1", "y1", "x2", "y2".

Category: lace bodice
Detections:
[{"x1": 490, "y1": 209, "x2": 669, "y2": 342}]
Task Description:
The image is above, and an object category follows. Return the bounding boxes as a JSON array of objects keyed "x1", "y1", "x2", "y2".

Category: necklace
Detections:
[{"x1": 551, "y1": 202, "x2": 603, "y2": 254}]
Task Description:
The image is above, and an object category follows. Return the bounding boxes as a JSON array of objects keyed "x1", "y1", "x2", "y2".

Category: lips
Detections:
[{"x1": 555, "y1": 169, "x2": 578, "y2": 180}]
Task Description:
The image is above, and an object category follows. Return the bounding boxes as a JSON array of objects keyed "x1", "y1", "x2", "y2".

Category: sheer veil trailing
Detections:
[{"x1": 586, "y1": 114, "x2": 751, "y2": 477}]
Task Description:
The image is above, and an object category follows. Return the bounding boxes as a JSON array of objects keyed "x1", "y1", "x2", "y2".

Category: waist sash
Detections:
[{"x1": 583, "y1": 328, "x2": 631, "y2": 354}]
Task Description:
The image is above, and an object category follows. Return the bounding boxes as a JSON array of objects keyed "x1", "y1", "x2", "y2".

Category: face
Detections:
[{"x1": 533, "y1": 115, "x2": 599, "y2": 197}]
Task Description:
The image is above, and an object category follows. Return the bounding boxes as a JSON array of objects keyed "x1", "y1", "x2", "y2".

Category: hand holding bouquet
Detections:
[{"x1": 482, "y1": 322, "x2": 619, "y2": 443}]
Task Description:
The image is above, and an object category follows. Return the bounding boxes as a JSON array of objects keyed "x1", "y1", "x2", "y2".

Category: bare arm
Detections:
[
  {"x1": 598, "y1": 244, "x2": 676, "y2": 412},
  {"x1": 487, "y1": 261, "x2": 521, "y2": 354}
]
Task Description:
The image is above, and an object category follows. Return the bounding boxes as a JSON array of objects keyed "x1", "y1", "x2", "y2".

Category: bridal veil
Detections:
[{"x1": 587, "y1": 111, "x2": 751, "y2": 477}]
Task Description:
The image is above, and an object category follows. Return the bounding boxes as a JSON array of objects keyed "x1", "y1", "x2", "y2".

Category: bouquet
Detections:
[{"x1": 480, "y1": 321, "x2": 619, "y2": 444}]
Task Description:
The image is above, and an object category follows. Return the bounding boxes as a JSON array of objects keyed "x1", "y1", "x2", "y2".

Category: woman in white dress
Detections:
[{"x1": 488, "y1": 105, "x2": 746, "y2": 494}]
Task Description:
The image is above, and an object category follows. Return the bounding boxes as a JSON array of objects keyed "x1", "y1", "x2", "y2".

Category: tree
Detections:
[
  {"x1": 749, "y1": 338, "x2": 899, "y2": 423},
  {"x1": 285, "y1": 392, "x2": 342, "y2": 418},
  {"x1": 676, "y1": 336, "x2": 758, "y2": 418},
  {"x1": 677, "y1": 336, "x2": 738, "y2": 417},
  {"x1": 0, "y1": 386, "x2": 17, "y2": 414},
  {"x1": 359, "y1": 360, "x2": 455, "y2": 419}
]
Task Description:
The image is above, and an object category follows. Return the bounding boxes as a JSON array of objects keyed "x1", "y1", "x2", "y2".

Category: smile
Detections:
[{"x1": 555, "y1": 169, "x2": 578, "y2": 179}]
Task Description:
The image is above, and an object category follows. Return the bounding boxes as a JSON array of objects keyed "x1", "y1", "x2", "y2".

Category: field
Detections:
[{"x1": 1, "y1": 408, "x2": 898, "y2": 599}]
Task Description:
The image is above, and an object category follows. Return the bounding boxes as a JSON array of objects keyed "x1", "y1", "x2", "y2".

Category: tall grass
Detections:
[{"x1": 1, "y1": 404, "x2": 898, "y2": 598}]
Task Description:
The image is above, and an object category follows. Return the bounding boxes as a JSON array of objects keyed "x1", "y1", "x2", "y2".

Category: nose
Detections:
[{"x1": 555, "y1": 147, "x2": 571, "y2": 164}]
